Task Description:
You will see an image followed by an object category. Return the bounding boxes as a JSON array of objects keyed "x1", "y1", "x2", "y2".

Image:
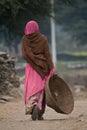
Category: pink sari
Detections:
[{"x1": 24, "y1": 63, "x2": 54, "y2": 114}]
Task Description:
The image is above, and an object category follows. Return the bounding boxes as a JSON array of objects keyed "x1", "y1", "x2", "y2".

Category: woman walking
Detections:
[{"x1": 22, "y1": 20, "x2": 55, "y2": 120}]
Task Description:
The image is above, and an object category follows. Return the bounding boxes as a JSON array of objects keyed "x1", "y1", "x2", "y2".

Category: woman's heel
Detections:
[{"x1": 31, "y1": 105, "x2": 38, "y2": 120}]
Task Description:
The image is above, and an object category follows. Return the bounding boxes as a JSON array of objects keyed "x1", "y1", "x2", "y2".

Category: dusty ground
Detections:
[{"x1": 0, "y1": 94, "x2": 87, "y2": 130}]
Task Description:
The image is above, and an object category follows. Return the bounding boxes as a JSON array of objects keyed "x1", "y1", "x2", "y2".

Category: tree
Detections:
[
  {"x1": 0, "y1": 0, "x2": 74, "y2": 36},
  {"x1": 0, "y1": 0, "x2": 51, "y2": 52},
  {"x1": 1, "y1": 0, "x2": 87, "y2": 52},
  {"x1": 0, "y1": 0, "x2": 51, "y2": 35}
]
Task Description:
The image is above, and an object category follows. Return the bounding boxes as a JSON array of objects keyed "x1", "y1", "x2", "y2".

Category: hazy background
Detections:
[{"x1": 0, "y1": 0, "x2": 87, "y2": 87}]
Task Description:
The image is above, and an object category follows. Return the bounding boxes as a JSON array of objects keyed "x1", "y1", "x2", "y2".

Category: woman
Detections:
[{"x1": 22, "y1": 20, "x2": 55, "y2": 120}]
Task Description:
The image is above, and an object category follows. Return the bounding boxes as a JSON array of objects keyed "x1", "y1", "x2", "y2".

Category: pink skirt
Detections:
[{"x1": 24, "y1": 63, "x2": 54, "y2": 113}]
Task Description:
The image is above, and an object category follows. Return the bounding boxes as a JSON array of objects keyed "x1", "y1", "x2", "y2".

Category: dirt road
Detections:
[{"x1": 0, "y1": 96, "x2": 87, "y2": 130}]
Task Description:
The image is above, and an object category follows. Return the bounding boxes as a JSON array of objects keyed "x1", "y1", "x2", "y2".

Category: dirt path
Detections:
[{"x1": 0, "y1": 97, "x2": 87, "y2": 130}]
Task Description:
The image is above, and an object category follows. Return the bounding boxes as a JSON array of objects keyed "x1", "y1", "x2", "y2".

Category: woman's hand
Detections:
[{"x1": 50, "y1": 68, "x2": 55, "y2": 76}]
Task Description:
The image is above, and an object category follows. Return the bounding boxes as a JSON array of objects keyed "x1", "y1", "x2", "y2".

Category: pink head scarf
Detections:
[{"x1": 24, "y1": 20, "x2": 39, "y2": 35}]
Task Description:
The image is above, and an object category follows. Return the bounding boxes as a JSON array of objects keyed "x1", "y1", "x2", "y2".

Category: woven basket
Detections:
[{"x1": 45, "y1": 74, "x2": 74, "y2": 114}]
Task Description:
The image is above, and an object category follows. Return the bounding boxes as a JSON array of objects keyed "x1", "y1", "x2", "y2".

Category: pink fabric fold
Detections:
[
  {"x1": 24, "y1": 63, "x2": 54, "y2": 105},
  {"x1": 24, "y1": 21, "x2": 39, "y2": 35}
]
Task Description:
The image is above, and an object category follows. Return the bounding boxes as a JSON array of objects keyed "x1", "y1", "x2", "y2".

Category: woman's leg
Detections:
[
  {"x1": 38, "y1": 91, "x2": 46, "y2": 119},
  {"x1": 31, "y1": 90, "x2": 46, "y2": 120}
]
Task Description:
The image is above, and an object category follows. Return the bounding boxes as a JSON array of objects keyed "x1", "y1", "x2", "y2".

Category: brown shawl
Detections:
[{"x1": 21, "y1": 32, "x2": 54, "y2": 79}]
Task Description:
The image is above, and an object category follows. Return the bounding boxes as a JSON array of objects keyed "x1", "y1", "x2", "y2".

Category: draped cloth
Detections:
[
  {"x1": 24, "y1": 64, "x2": 54, "y2": 113},
  {"x1": 22, "y1": 32, "x2": 54, "y2": 79},
  {"x1": 21, "y1": 32, "x2": 54, "y2": 114}
]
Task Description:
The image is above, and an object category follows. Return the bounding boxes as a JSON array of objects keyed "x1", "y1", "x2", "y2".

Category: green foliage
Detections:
[
  {"x1": 0, "y1": 0, "x2": 51, "y2": 35},
  {"x1": 1, "y1": 0, "x2": 87, "y2": 47},
  {"x1": 63, "y1": 51, "x2": 87, "y2": 56}
]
